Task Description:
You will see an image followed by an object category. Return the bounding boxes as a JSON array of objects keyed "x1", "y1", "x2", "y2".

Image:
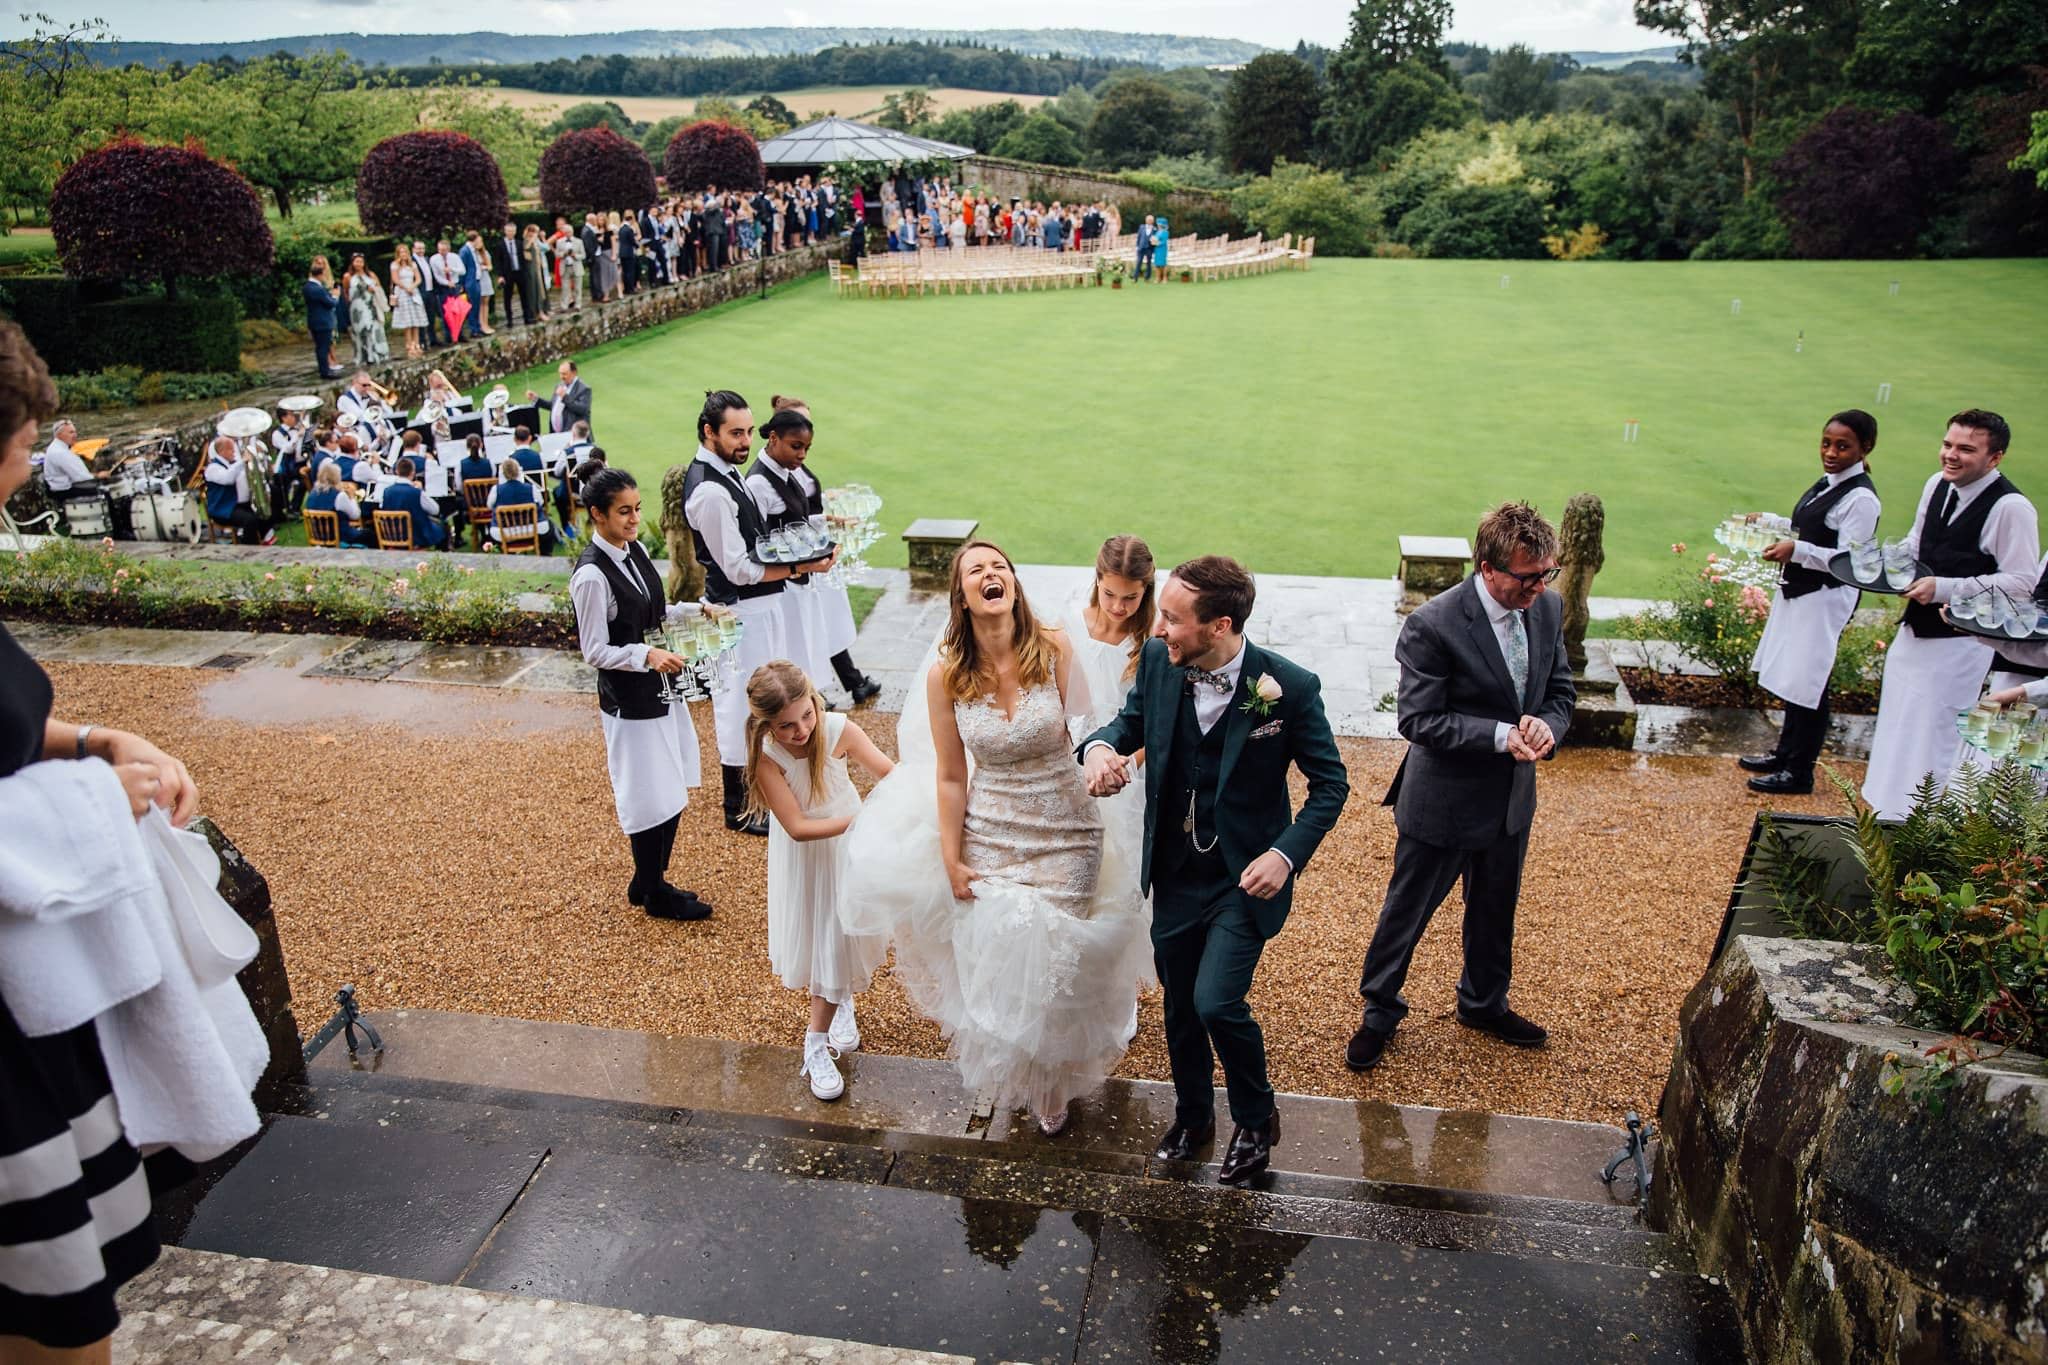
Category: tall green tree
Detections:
[
  {"x1": 1335, "y1": 0, "x2": 1456, "y2": 74},
  {"x1": 1087, "y1": 75, "x2": 1214, "y2": 169},
  {"x1": 1323, "y1": 59, "x2": 1476, "y2": 171},
  {"x1": 1221, "y1": 53, "x2": 1322, "y2": 174},
  {"x1": 991, "y1": 112, "x2": 1082, "y2": 166},
  {"x1": 1479, "y1": 44, "x2": 1557, "y2": 121},
  {"x1": 207, "y1": 53, "x2": 416, "y2": 218},
  {"x1": 549, "y1": 101, "x2": 634, "y2": 136},
  {"x1": 1633, "y1": 0, "x2": 1861, "y2": 192},
  {"x1": 876, "y1": 87, "x2": 937, "y2": 131}
]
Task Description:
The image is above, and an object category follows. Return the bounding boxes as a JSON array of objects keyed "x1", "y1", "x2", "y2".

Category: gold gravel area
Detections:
[{"x1": 46, "y1": 661, "x2": 1864, "y2": 1126}]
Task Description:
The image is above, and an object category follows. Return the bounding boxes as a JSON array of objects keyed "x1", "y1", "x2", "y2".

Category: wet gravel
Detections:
[{"x1": 46, "y1": 661, "x2": 1866, "y2": 1125}]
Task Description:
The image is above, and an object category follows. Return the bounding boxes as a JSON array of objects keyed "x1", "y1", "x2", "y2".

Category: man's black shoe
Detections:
[
  {"x1": 1345, "y1": 1018, "x2": 1393, "y2": 1071},
  {"x1": 1457, "y1": 1008, "x2": 1548, "y2": 1048},
  {"x1": 725, "y1": 809, "x2": 769, "y2": 836},
  {"x1": 1747, "y1": 770, "x2": 1814, "y2": 795},
  {"x1": 1217, "y1": 1113, "x2": 1279, "y2": 1185},
  {"x1": 646, "y1": 885, "x2": 712, "y2": 921},
  {"x1": 847, "y1": 674, "x2": 883, "y2": 705},
  {"x1": 1153, "y1": 1119, "x2": 1215, "y2": 1162},
  {"x1": 1737, "y1": 753, "x2": 1784, "y2": 773}
]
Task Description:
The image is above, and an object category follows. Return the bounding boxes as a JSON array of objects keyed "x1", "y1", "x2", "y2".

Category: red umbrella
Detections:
[{"x1": 442, "y1": 291, "x2": 472, "y2": 341}]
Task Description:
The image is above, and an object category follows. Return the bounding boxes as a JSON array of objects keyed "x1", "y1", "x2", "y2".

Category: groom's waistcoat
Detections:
[{"x1": 1154, "y1": 681, "x2": 1229, "y2": 885}]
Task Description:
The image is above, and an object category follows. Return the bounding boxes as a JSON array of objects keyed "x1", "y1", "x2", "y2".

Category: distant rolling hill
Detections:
[
  {"x1": 1565, "y1": 44, "x2": 1688, "y2": 70},
  {"x1": 82, "y1": 27, "x2": 1267, "y2": 70}
]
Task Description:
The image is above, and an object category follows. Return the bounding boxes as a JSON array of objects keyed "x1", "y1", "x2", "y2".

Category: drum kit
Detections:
[{"x1": 52, "y1": 393, "x2": 327, "y2": 545}]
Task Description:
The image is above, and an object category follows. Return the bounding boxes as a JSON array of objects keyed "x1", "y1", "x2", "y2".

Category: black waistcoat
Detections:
[
  {"x1": 1782, "y1": 472, "x2": 1877, "y2": 599},
  {"x1": 749, "y1": 457, "x2": 826, "y2": 585},
  {"x1": 577, "y1": 539, "x2": 667, "y2": 720},
  {"x1": 1153, "y1": 678, "x2": 1230, "y2": 884},
  {"x1": 1904, "y1": 474, "x2": 2017, "y2": 639},
  {"x1": 681, "y1": 457, "x2": 782, "y2": 605}
]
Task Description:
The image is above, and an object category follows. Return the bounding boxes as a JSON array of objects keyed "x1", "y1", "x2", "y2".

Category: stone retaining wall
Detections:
[{"x1": 1652, "y1": 935, "x2": 2046, "y2": 1363}]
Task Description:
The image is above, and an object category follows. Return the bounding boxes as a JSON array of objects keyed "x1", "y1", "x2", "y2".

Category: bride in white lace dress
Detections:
[{"x1": 845, "y1": 541, "x2": 1149, "y2": 1133}]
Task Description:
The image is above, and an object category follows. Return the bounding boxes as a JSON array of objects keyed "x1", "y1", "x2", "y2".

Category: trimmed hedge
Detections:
[{"x1": 84, "y1": 294, "x2": 240, "y2": 373}]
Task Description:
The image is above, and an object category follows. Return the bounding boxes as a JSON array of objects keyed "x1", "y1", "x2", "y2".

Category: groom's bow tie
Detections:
[{"x1": 1184, "y1": 667, "x2": 1232, "y2": 694}]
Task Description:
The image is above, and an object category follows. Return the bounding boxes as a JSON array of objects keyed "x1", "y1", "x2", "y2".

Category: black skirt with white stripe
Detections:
[{"x1": 0, "y1": 997, "x2": 160, "y2": 1348}]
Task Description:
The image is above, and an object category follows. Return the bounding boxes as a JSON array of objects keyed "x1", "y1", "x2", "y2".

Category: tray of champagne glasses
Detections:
[
  {"x1": 1939, "y1": 586, "x2": 2048, "y2": 644},
  {"x1": 645, "y1": 604, "x2": 745, "y2": 704},
  {"x1": 1955, "y1": 699, "x2": 2048, "y2": 770},
  {"x1": 1828, "y1": 543, "x2": 1929, "y2": 596}
]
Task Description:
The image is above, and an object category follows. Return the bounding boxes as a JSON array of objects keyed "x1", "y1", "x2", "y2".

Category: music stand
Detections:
[
  {"x1": 506, "y1": 402, "x2": 540, "y2": 437},
  {"x1": 447, "y1": 412, "x2": 485, "y2": 444}
]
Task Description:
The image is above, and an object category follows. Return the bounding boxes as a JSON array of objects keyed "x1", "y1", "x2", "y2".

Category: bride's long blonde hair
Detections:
[{"x1": 938, "y1": 539, "x2": 1061, "y2": 702}]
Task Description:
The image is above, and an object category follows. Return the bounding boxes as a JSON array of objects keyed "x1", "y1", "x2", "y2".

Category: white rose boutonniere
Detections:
[{"x1": 1242, "y1": 672, "x2": 1283, "y2": 718}]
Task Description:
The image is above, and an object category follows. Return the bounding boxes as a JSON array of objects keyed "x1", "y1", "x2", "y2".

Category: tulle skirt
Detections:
[{"x1": 844, "y1": 755, "x2": 1152, "y2": 1117}]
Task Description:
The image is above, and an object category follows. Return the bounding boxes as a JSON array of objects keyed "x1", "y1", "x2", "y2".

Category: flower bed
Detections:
[
  {"x1": 1, "y1": 538, "x2": 573, "y2": 648},
  {"x1": 1620, "y1": 539, "x2": 1897, "y2": 712}
]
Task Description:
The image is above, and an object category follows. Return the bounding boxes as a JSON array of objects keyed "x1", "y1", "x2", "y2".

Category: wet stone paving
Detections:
[{"x1": 127, "y1": 1013, "x2": 1742, "y2": 1363}]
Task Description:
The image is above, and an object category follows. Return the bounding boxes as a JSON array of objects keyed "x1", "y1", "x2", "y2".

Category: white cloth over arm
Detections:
[{"x1": 0, "y1": 760, "x2": 265, "y2": 1160}]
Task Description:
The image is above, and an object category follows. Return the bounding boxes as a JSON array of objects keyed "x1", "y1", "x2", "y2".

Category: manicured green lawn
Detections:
[{"x1": 481, "y1": 258, "x2": 2048, "y2": 598}]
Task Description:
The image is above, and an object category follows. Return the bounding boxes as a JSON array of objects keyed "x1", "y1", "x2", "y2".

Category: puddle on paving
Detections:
[{"x1": 199, "y1": 668, "x2": 584, "y2": 737}]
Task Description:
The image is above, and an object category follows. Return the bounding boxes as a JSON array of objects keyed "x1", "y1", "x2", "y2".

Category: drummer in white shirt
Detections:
[
  {"x1": 1862, "y1": 409, "x2": 2037, "y2": 818},
  {"x1": 1739, "y1": 410, "x2": 1882, "y2": 795},
  {"x1": 38, "y1": 419, "x2": 97, "y2": 506}
]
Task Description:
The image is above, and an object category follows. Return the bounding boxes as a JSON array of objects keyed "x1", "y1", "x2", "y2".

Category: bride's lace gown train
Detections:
[{"x1": 846, "y1": 681, "x2": 1149, "y2": 1117}]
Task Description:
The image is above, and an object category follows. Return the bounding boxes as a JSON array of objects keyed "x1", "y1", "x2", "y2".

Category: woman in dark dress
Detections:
[{"x1": 0, "y1": 321, "x2": 202, "y2": 1361}]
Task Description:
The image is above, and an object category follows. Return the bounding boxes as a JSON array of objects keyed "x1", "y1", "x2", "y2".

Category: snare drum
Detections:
[{"x1": 62, "y1": 492, "x2": 113, "y2": 539}]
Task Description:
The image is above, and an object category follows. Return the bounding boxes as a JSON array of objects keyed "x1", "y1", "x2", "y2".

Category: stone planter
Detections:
[{"x1": 1652, "y1": 935, "x2": 2047, "y2": 1363}]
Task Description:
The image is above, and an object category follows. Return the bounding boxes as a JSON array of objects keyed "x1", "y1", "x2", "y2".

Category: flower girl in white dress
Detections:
[{"x1": 744, "y1": 661, "x2": 895, "y2": 1100}]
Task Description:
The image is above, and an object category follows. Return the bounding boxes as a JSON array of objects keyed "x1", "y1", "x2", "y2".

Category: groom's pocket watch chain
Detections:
[{"x1": 1186, "y1": 791, "x2": 1220, "y2": 854}]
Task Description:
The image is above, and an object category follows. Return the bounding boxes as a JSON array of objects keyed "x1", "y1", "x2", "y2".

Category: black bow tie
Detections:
[{"x1": 1185, "y1": 668, "x2": 1232, "y2": 694}]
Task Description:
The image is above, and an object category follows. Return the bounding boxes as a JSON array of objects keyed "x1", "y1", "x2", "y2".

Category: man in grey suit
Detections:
[
  {"x1": 528, "y1": 359, "x2": 591, "y2": 439},
  {"x1": 1348, "y1": 502, "x2": 1575, "y2": 1071}
]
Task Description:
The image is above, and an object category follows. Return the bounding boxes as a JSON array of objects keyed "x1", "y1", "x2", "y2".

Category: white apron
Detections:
[
  {"x1": 778, "y1": 577, "x2": 836, "y2": 684},
  {"x1": 1752, "y1": 581, "x2": 1858, "y2": 710},
  {"x1": 818, "y1": 580, "x2": 859, "y2": 658},
  {"x1": 601, "y1": 706, "x2": 700, "y2": 835},
  {"x1": 1861, "y1": 628, "x2": 1993, "y2": 819},
  {"x1": 710, "y1": 592, "x2": 791, "y2": 767}
]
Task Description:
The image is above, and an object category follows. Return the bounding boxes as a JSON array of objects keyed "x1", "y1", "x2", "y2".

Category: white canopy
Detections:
[{"x1": 758, "y1": 117, "x2": 975, "y2": 168}]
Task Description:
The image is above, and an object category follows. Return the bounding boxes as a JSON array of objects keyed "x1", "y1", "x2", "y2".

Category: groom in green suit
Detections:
[{"x1": 1080, "y1": 555, "x2": 1350, "y2": 1183}]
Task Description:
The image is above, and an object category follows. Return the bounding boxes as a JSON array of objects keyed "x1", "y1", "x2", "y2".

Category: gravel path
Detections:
[{"x1": 47, "y1": 662, "x2": 1865, "y2": 1126}]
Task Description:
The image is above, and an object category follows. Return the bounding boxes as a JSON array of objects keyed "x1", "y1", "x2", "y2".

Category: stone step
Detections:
[
  {"x1": 273, "y1": 1069, "x2": 1677, "y2": 1268},
  {"x1": 117, "y1": 1245, "x2": 964, "y2": 1363},
  {"x1": 164, "y1": 1103, "x2": 1740, "y2": 1364},
  {"x1": 312, "y1": 1009, "x2": 1644, "y2": 1217}
]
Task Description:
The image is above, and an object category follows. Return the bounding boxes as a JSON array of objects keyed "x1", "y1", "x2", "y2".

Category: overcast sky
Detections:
[{"x1": 20, "y1": 1, "x2": 1670, "y2": 54}]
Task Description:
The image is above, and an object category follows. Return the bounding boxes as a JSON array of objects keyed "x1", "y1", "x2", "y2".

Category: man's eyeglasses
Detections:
[{"x1": 1489, "y1": 563, "x2": 1562, "y2": 587}]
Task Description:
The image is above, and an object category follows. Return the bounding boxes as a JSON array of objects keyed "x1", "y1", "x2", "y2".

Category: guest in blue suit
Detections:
[
  {"x1": 1134, "y1": 218, "x2": 1155, "y2": 282},
  {"x1": 457, "y1": 235, "x2": 485, "y2": 340},
  {"x1": 303, "y1": 256, "x2": 341, "y2": 378},
  {"x1": 379, "y1": 455, "x2": 449, "y2": 550}
]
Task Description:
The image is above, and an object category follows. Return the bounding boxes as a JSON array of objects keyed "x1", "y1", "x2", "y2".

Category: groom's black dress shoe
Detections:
[
  {"x1": 1457, "y1": 1008, "x2": 1548, "y2": 1048},
  {"x1": 1747, "y1": 769, "x2": 1814, "y2": 795},
  {"x1": 1345, "y1": 1017, "x2": 1393, "y2": 1071},
  {"x1": 1218, "y1": 1113, "x2": 1279, "y2": 1185},
  {"x1": 1153, "y1": 1119, "x2": 1215, "y2": 1163},
  {"x1": 1738, "y1": 752, "x2": 1784, "y2": 773}
]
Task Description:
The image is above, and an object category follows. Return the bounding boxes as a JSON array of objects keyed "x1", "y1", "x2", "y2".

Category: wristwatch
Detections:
[{"x1": 75, "y1": 724, "x2": 95, "y2": 760}]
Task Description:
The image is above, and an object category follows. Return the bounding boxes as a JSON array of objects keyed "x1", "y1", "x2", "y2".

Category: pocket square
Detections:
[{"x1": 1250, "y1": 720, "x2": 1285, "y2": 739}]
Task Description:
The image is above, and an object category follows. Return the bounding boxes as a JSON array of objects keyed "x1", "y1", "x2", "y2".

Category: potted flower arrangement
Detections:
[{"x1": 1097, "y1": 256, "x2": 1129, "y2": 289}]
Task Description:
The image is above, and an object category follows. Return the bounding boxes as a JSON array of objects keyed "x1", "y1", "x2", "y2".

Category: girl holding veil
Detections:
[{"x1": 845, "y1": 541, "x2": 1150, "y2": 1135}]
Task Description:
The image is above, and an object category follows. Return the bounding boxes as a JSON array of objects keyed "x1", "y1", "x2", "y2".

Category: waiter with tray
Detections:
[
  {"x1": 1739, "y1": 410, "x2": 1882, "y2": 795},
  {"x1": 1861, "y1": 409, "x2": 2037, "y2": 818},
  {"x1": 682, "y1": 390, "x2": 836, "y2": 835}
]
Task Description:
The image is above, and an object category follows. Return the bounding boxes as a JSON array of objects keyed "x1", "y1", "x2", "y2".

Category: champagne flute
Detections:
[
  {"x1": 1984, "y1": 713, "x2": 2018, "y2": 757},
  {"x1": 645, "y1": 627, "x2": 680, "y2": 704}
]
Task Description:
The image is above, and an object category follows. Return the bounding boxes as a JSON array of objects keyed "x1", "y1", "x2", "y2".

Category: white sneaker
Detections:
[
  {"x1": 801, "y1": 1036, "x2": 844, "y2": 1101},
  {"x1": 827, "y1": 1001, "x2": 860, "y2": 1053}
]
